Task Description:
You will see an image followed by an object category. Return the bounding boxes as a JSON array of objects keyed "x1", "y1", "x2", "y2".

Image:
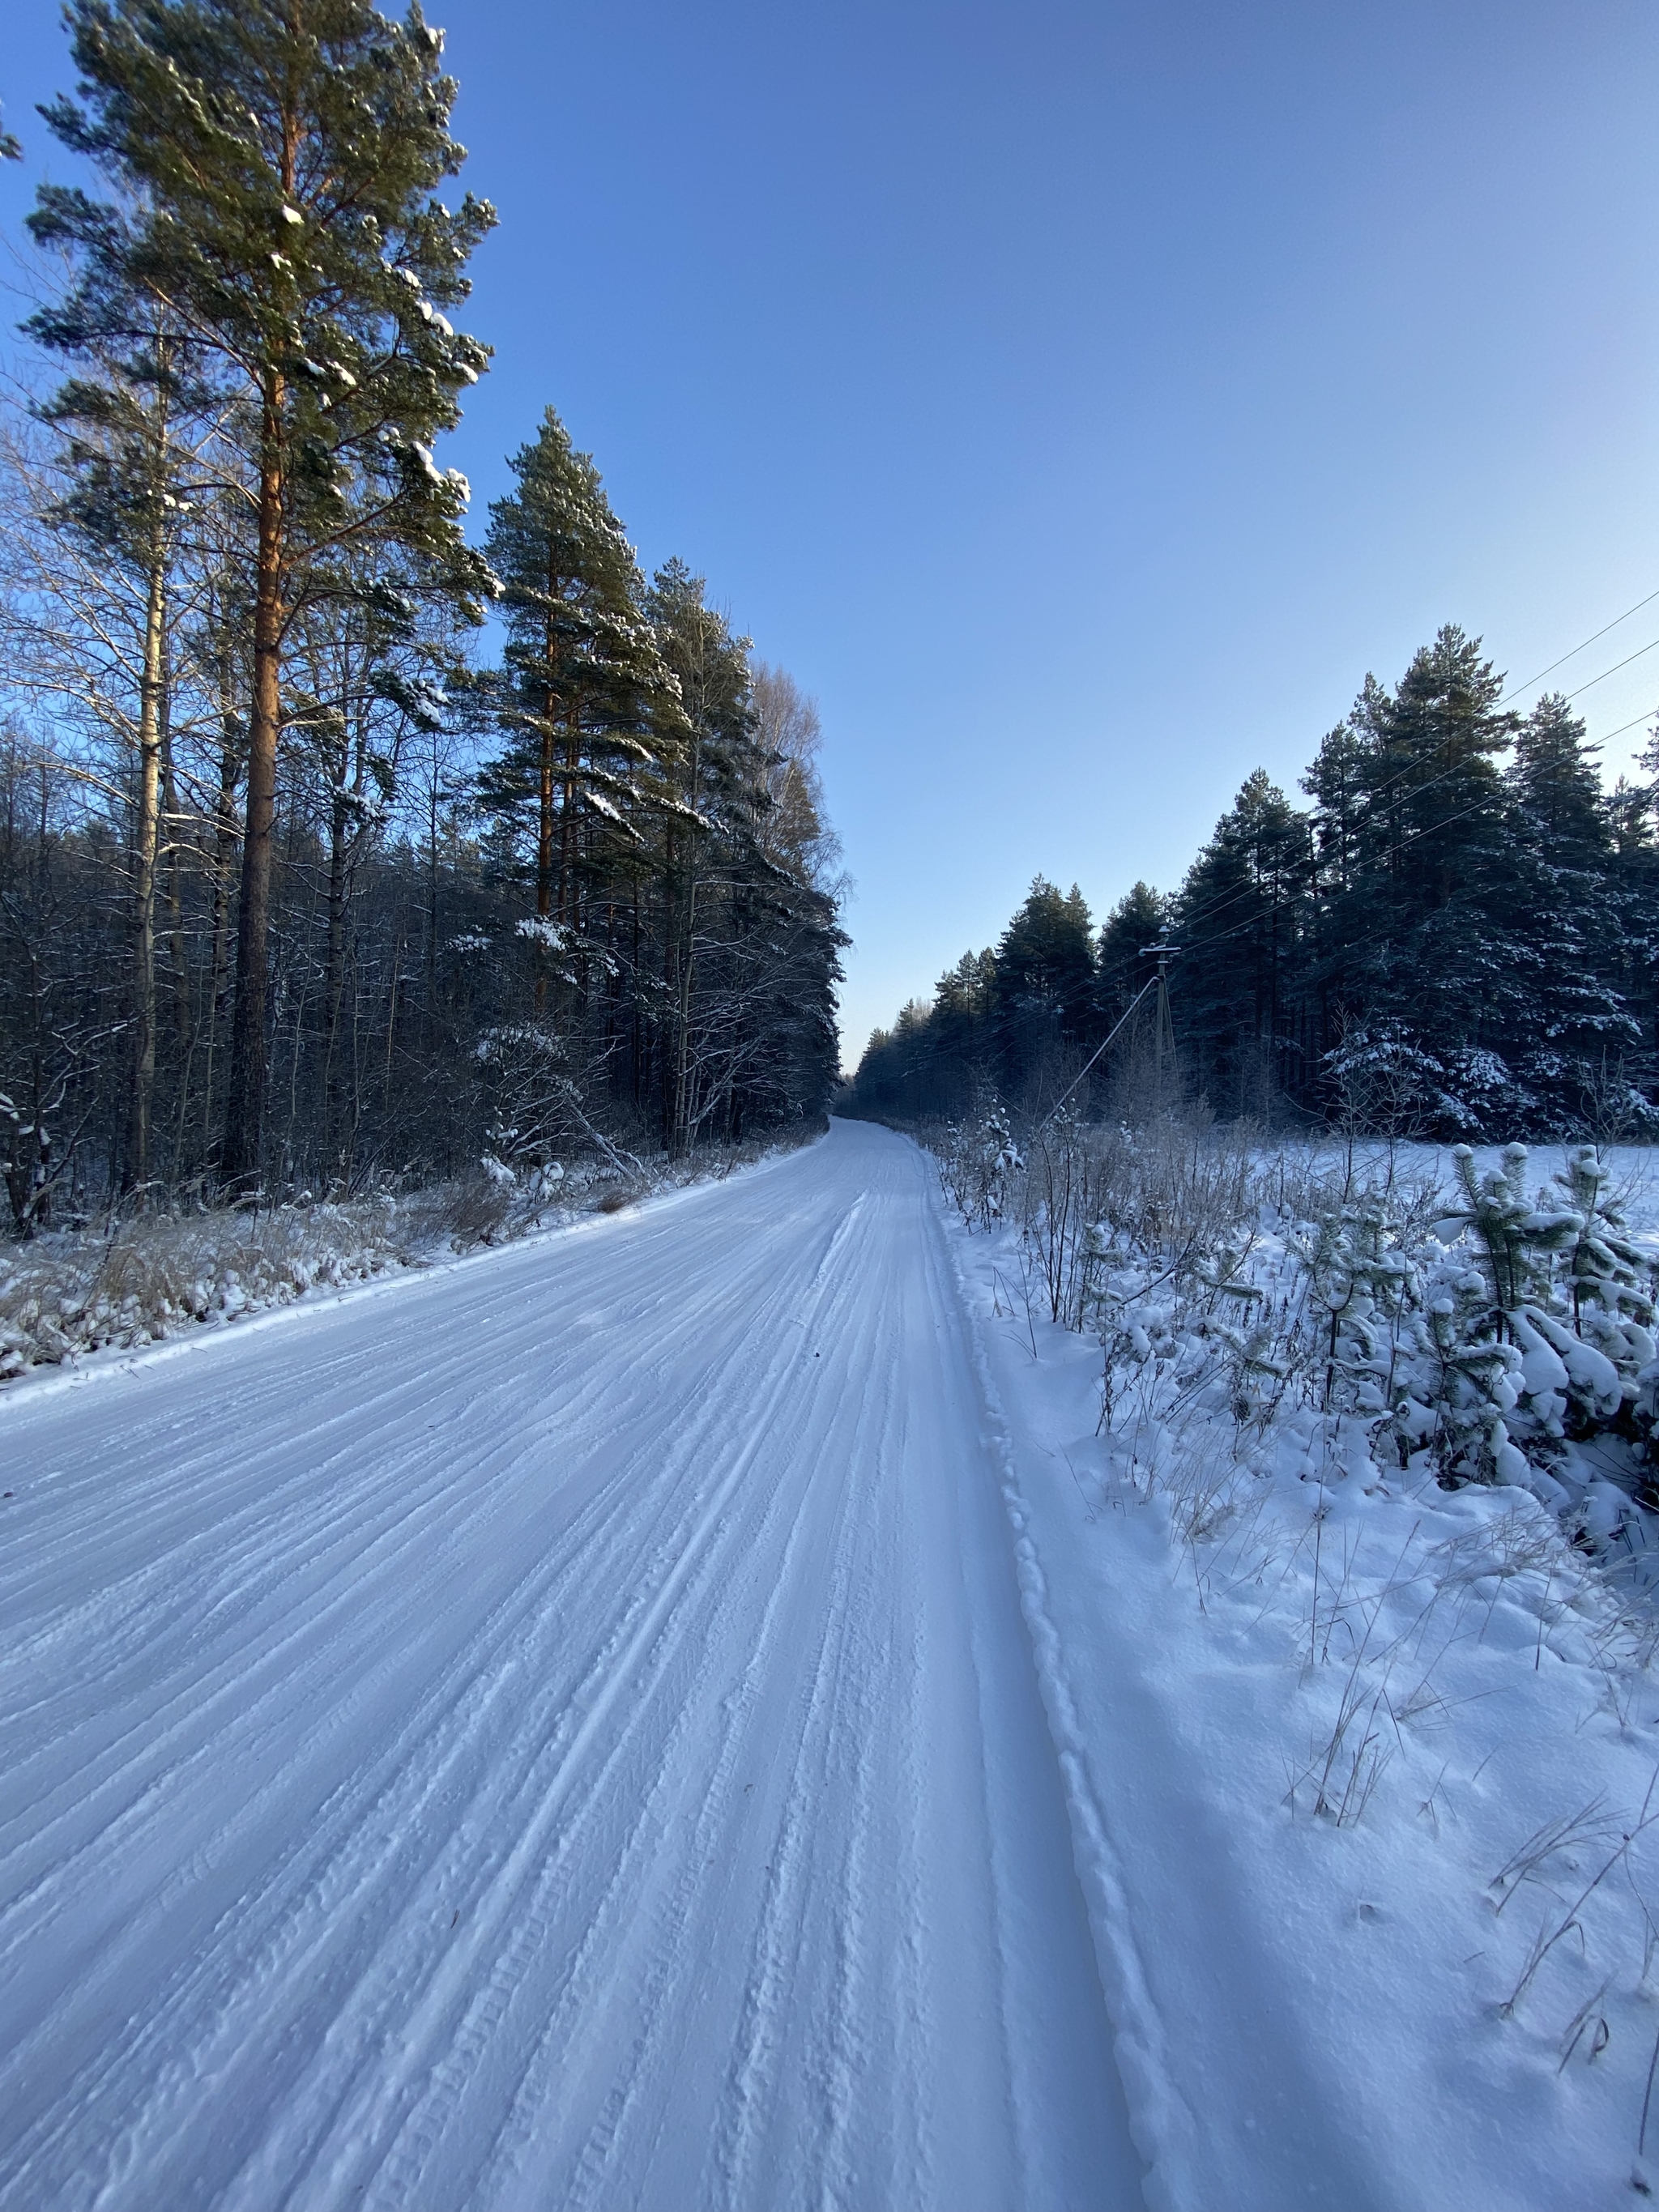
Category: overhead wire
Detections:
[
  {"x1": 1495, "y1": 587, "x2": 1659, "y2": 705},
  {"x1": 1160, "y1": 601, "x2": 1659, "y2": 947},
  {"x1": 1599, "y1": 705, "x2": 1659, "y2": 745},
  {"x1": 1550, "y1": 636, "x2": 1659, "y2": 701},
  {"x1": 885, "y1": 599, "x2": 1659, "y2": 1089},
  {"x1": 1172, "y1": 727, "x2": 1658, "y2": 991}
]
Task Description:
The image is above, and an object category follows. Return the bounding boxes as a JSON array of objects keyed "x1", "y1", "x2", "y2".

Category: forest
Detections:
[
  {"x1": 0, "y1": 2, "x2": 845, "y2": 1238},
  {"x1": 848, "y1": 623, "x2": 1659, "y2": 1141}
]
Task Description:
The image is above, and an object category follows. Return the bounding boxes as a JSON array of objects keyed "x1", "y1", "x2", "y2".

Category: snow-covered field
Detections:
[{"x1": 3, "y1": 1119, "x2": 1653, "y2": 2209}]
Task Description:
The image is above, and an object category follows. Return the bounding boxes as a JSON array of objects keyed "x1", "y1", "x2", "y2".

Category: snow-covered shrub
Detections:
[
  {"x1": 0, "y1": 1195, "x2": 413, "y2": 1379},
  {"x1": 1553, "y1": 1146, "x2": 1658, "y2": 1388},
  {"x1": 1, "y1": 1124, "x2": 827, "y2": 1383},
  {"x1": 933, "y1": 1097, "x2": 1022, "y2": 1232},
  {"x1": 1177, "y1": 1147, "x2": 1656, "y2": 1551},
  {"x1": 1020, "y1": 1111, "x2": 1260, "y2": 1334},
  {"x1": 941, "y1": 1115, "x2": 1659, "y2": 1549}
]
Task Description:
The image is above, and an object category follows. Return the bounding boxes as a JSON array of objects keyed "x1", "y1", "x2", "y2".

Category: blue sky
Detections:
[{"x1": 4, "y1": 2, "x2": 1656, "y2": 1066}]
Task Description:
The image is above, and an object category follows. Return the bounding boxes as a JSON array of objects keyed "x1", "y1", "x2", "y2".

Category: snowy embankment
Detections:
[
  {"x1": 0, "y1": 1130, "x2": 816, "y2": 1384},
  {"x1": 938, "y1": 1127, "x2": 1659, "y2": 2210}
]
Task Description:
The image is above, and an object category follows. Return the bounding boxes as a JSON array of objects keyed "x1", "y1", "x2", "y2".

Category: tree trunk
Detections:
[
  {"x1": 670, "y1": 730, "x2": 703, "y2": 1157},
  {"x1": 322, "y1": 774, "x2": 350, "y2": 1174},
  {"x1": 222, "y1": 379, "x2": 285, "y2": 1190},
  {"x1": 125, "y1": 513, "x2": 168, "y2": 1198},
  {"x1": 560, "y1": 728, "x2": 578, "y2": 924},
  {"x1": 203, "y1": 697, "x2": 242, "y2": 1154}
]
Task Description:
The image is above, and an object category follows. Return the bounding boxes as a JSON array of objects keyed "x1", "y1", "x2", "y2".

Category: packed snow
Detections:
[
  {"x1": 3, "y1": 1119, "x2": 1654, "y2": 2208},
  {"x1": 0, "y1": 1124, "x2": 1140, "y2": 2210}
]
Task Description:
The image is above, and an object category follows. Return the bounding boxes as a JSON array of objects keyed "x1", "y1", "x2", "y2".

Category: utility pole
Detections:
[{"x1": 1137, "y1": 935, "x2": 1183, "y2": 1109}]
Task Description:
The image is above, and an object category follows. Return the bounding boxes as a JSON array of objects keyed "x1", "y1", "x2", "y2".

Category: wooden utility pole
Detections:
[{"x1": 1137, "y1": 935, "x2": 1183, "y2": 1109}]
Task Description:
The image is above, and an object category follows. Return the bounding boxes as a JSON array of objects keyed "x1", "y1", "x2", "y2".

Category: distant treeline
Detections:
[
  {"x1": 0, "y1": 3, "x2": 843, "y2": 1235},
  {"x1": 847, "y1": 625, "x2": 1659, "y2": 1140}
]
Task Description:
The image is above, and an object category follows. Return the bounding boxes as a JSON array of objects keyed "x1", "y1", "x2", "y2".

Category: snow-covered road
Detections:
[{"x1": 2, "y1": 1120, "x2": 1145, "y2": 2211}]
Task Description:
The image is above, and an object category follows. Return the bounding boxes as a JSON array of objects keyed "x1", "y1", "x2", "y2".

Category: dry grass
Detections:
[
  {"x1": 1, "y1": 1118, "x2": 826, "y2": 1383},
  {"x1": 0, "y1": 1196, "x2": 416, "y2": 1377}
]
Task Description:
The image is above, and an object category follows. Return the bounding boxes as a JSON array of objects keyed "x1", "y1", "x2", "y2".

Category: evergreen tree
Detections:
[
  {"x1": 646, "y1": 560, "x2": 778, "y2": 1151},
  {"x1": 1510, "y1": 692, "x2": 1610, "y2": 862},
  {"x1": 989, "y1": 877, "x2": 1094, "y2": 1100},
  {"x1": 1601, "y1": 723, "x2": 1659, "y2": 1125},
  {"x1": 851, "y1": 632, "x2": 1651, "y2": 1144},
  {"x1": 1304, "y1": 627, "x2": 1525, "y2": 1129},
  {"x1": 1094, "y1": 883, "x2": 1168, "y2": 1025},
  {"x1": 1173, "y1": 770, "x2": 1311, "y2": 1115},
  {"x1": 929, "y1": 948, "x2": 996, "y2": 1110},
  {"x1": 1348, "y1": 626, "x2": 1518, "y2": 1050},
  {"x1": 39, "y1": 0, "x2": 496, "y2": 1187},
  {"x1": 1497, "y1": 694, "x2": 1639, "y2": 1130},
  {"x1": 476, "y1": 409, "x2": 666, "y2": 1000}
]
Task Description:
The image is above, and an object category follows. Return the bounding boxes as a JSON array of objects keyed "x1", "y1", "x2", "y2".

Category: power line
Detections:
[
  {"x1": 1555, "y1": 636, "x2": 1659, "y2": 704},
  {"x1": 1099, "y1": 590, "x2": 1659, "y2": 964},
  {"x1": 1171, "y1": 707, "x2": 1658, "y2": 975},
  {"x1": 1599, "y1": 705, "x2": 1658, "y2": 745},
  {"x1": 1178, "y1": 786, "x2": 1519, "y2": 962},
  {"x1": 1497, "y1": 587, "x2": 1659, "y2": 705},
  {"x1": 1341, "y1": 593, "x2": 1659, "y2": 815},
  {"x1": 1333, "y1": 633, "x2": 1657, "y2": 824},
  {"x1": 1030, "y1": 976, "x2": 1158, "y2": 1136},
  {"x1": 1168, "y1": 663, "x2": 1657, "y2": 948}
]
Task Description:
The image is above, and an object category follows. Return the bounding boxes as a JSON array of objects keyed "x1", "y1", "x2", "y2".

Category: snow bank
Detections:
[
  {"x1": 936, "y1": 1132, "x2": 1659, "y2": 2210},
  {"x1": 0, "y1": 1128, "x2": 823, "y2": 1385}
]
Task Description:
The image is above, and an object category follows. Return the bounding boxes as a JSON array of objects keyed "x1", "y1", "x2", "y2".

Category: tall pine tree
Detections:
[
  {"x1": 1499, "y1": 694, "x2": 1640, "y2": 1129},
  {"x1": 1174, "y1": 770, "x2": 1311, "y2": 1115},
  {"x1": 40, "y1": 0, "x2": 495, "y2": 1186},
  {"x1": 477, "y1": 409, "x2": 667, "y2": 1005}
]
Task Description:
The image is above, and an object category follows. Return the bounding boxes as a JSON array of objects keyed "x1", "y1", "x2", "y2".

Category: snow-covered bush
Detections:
[
  {"x1": 941, "y1": 1110, "x2": 1659, "y2": 1561},
  {"x1": 932, "y1": 1096, "x2": 1022, "y2": 1232},
  {"x1": 0, "y1": 1196, "x2": 414, "y2": 1379},
  {"x1": 0, "y1": 1123, "x2": 826, "y2": 1383},
  {"x1": 1123, "y1": 1142, "x2": 1649, "y2": 1491}
]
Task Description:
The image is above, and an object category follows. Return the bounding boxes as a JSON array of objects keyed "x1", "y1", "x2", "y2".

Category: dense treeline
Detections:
[
  {"x1": 0, "y1": 2, "x2": 843, "y2": 1235},
  {"x1": 849, "y1": 625, "x2": 1659, "y2": 1140}
]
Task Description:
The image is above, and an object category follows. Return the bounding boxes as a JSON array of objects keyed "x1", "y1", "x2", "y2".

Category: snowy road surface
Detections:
[{"x1": 2, "y1": 1121, "x2": 1146, "y2": 2211}]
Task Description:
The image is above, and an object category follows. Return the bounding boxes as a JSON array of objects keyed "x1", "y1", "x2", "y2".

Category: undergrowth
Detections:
[
  {"x1": 0, "y1": 1122, "x2": 821, "y2": 1382},
  {"x1": 927, "y1": 1102, "x2": 1659, "y2": 2164}
]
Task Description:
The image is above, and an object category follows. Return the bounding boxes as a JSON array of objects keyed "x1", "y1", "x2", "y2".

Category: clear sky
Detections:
[{"x1": 4, "y1": 2, "x2": 1656, "y2": 1068}]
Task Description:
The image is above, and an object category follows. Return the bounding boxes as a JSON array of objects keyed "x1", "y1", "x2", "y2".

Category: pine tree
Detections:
[
  {"x1": 1498, "y1": 694, "x2": 1638, "y2": 1130},
  {"x1": 1095, "y1": 883, "x2": 1168, "y2": 1025},
  {"x1": 989, "y1": 877, "x2": 1094, "y2": 1101},
  {"x1": 1610, "y1": 722, "x2": 1659, "y2": 1089},
  {"x1": 1172, "y1": 771, "x2": 1311, "y2": 1115},
  {"x1": 476, "y1": 409, "x2": 667, "y2": 1008},
  {"x1": 1307, "y1": 627, "x2": 1523, "y2": 1131},
  {"x1": 646, "y1": 560, "x2": 764, "y2": 1152},
  {"x1": 40, "y1": 0, "x2": 496, "y2": 1187}
]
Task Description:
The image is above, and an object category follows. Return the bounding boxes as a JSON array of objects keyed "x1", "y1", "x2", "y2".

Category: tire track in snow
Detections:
[
  {"x1": 1, "y1": 1124, "x2": 1146, "y2": 2212},
  {"x1": 4, "y1": 1218, "x2": 839, "y2": 2205},
  {"x1": 212, "y1": 1178, "x2": 890, "y2": 2210}
]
